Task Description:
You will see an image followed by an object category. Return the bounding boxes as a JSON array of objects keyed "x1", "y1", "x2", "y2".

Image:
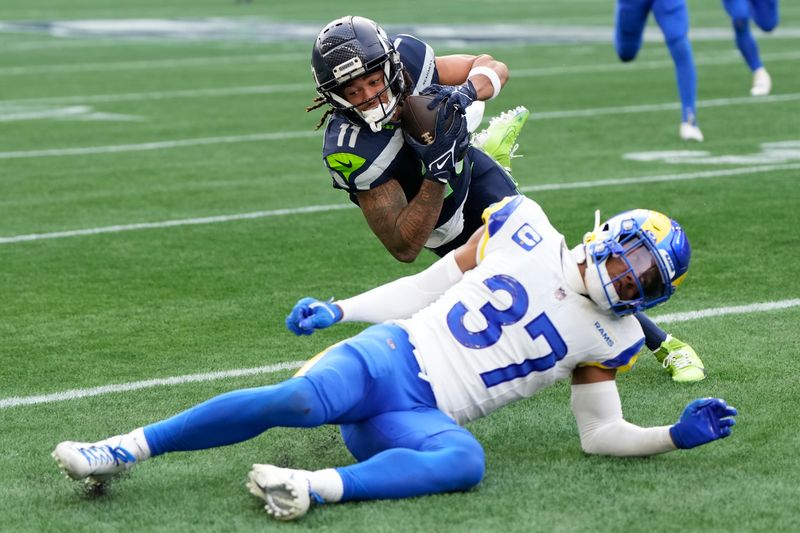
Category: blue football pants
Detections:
[
  {"x1": 723, "y1": 0, "x2": 779, "y2": 71},
  {"x1": 143, "y1": 324, "x2": 485, "y2": 501},
  {"x1": 615, "y1": 0, "x2": 697, "y2": 123}
]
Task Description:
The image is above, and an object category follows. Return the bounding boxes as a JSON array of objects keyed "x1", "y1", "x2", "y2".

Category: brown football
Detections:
[{"x1": 400, "y1": 94, "x2": 453, "y2": 145}]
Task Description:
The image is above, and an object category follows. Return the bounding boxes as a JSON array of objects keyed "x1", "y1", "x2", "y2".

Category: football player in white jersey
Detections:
[
  {"x1": 52, "y1": 196, "x2": 737, "y2": 521},
  {"x1": 312, "y1": 15, "x2": 706, "y2": 383}
]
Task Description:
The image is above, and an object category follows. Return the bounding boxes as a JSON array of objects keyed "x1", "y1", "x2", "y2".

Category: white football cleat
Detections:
[
  {"x1": 751, "y1": 67, "x2": 772, "y2": 96},
  {"x1": 247, "y1": 464, "x2": 312, "y2": 521},
  {"x1": 52, "y1": 439, "x2": 137, "y2": 484},
  {"x1": 679, "y1": 122, "x2": 704, "y2": 142}
]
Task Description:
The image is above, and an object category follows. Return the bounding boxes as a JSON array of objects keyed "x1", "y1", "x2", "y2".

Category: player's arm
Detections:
[
  {"x1": 355, "y1": 179, "x2": 445, "y2": 263},
  {"x1": 570, "y1": 366, "x2": 737, "y2": 456},
  {"x1": 285, "y1": 226, "x2": 483, "y2": 335},
  {"x1": 435, "y1": 54, "x2": 509, "y2": 101}
]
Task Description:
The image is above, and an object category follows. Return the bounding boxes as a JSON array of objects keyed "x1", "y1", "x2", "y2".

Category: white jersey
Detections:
[{"x1": 396, "y1": 196, "x2": 645, "y2": 425}]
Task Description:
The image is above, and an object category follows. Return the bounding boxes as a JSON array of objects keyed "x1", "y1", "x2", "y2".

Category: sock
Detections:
[
  {"x1": 115, "y1": 427, "x2": 151, "y2": 462},
  {"x1": 634, "y1": 312, "x2": 668, "y2": 352},
  {"x1": 307, "y1": 468, "x2": 344, "y2": 503}
]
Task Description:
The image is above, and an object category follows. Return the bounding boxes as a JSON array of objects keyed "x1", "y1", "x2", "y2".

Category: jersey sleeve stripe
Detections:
[
  {"x1": 581, "y1": 337, "x2": 645, "y2": 371},
  {"x1": 481, "y1": 195, "x2": 523, "y2": 237},
  {"x1": 352, "y1": 129, "x2": 405, "y2": 189}
]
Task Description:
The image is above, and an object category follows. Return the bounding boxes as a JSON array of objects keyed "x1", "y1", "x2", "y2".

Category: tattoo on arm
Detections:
[{"x1": 356, "y1": 180, "x2": 445, "y2": 262}]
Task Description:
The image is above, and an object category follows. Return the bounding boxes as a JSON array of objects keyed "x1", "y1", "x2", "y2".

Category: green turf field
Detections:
[{"x1": 1, "y1": 1, "x2": 799, "y2": 531}]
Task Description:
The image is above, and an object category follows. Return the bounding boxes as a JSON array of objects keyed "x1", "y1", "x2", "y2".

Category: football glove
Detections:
[
  {"x1": 421, "y1": 81, "x2": 478, "y2": 120},
  {"x1": 404, "y1": 108, "x2": 469, "y2": 184},
  {"x1": 285, "y1": 297, "x2": 342, "y2": 336},
  {"x1": 669, "y1": 398, "x2": 738, "y2": 449}
]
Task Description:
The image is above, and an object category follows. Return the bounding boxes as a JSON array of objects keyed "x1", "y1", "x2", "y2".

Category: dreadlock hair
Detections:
[
  {"x1": 306, "y1": 95, "x2": 333, "y2": 131},
  {"x1": 305, "y1": 71, "x2": 413, "y2": 131}
]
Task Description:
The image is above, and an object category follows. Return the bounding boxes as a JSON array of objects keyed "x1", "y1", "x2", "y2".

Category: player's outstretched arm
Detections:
[
  {"x1": 570, "y1": 366, "x2": 737, "y2": 456},
  {"x1": 285, "y1": 227, "x2": 482, "y2": 336}
]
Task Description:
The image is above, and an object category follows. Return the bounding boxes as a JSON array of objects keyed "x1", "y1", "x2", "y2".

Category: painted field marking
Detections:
[
  {"x1": 2, "y1": 298, "x2": 798, "y2": 409},
  {"x1": 1, "y1": 92, "x2": 797, "y2": 160},
  {"x1": 0, "y1": 52, "x2": 308, "y2": 75},
  {"x1": 2, "y1": 47, "x2": 798, "y2": 77},
  {"x1": 3, "y1": 163, "x2": 798, "y2": 245}
]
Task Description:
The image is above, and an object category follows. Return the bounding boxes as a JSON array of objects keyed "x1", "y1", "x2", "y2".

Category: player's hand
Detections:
[
  {"x1": 421, "y1": 81, "x2": 478, "y2": 120},
  {"x1": 403, "y1": 109, "x2": 469, "y2": 184},
  {"x1": 285, "y1": 297, "x2": 343, "y2": 336},
  {"x1": 669, "y1": 398, "x2": 738, "y2": 449}
]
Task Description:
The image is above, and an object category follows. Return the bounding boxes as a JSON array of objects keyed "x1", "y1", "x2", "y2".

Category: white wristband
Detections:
[{"x1": 468, "y1": 66, "x2": 501, "y2": 100}]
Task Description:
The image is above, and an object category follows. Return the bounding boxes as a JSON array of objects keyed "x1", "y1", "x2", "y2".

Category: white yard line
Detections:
[
  {"x1": 0, "y1": 130, "x2": 319, "y2": 160},
  {"x1": 0, "y1": 92, "x2": 796, "y2": 161},
  {"x1": 0, "y1": 53, "x2": 307, "y2": 75},
  {"x1": 0, "y1": 83, "x2": 309, "y2": 107},
  {"x1": 2, "y1": 48, "x2": 798, "y2": 77},
  {"x1": 0, "y1": 204, "x2": 355, "y2": 244},
  {"x1": 2, "y1": 163, "x2": 798, "y2": 245},
  {"x1": 2, "y1": 298, "x2": 798, "y2": 410}
]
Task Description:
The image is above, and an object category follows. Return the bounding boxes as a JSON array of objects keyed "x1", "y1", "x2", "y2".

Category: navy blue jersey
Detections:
[{"x1": 321, "y1": 34, "x2": 519, "y2": 253}]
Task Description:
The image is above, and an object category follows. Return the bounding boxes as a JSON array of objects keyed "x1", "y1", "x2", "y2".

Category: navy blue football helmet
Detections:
[{"x1": 311, "y1": 16, "x2": 406, "y2": 132}]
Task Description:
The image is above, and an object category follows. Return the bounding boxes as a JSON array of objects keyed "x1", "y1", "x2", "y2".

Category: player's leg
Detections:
[
  {"x1": 636, "y1": 312, "x2": 706, "y2": 382},
  {"x1": 653, "y1": 0, "x2": 702, "y2": 140},
  {"x1": 53, "y1": 325, "x2": 410, "y2": 483},
  {"x1": 748, "y1": 0, "x2": 778, "y2": 95},
  {"x1": 723, "y1": 0, "x2": 763, "y2": 72},
  {"x1": 614, "y1": 0, "x2": 652, "y2": 62},
  {"x1": 248, "y1": 325, "x2": 473, "y2": 519},
  {"x1": 337, "y1": 409, "x2": 485, "y2": 499},
  {"x1": 247, "y1": 410, "x2": 484, "y2": 521},
  {"x1": 750, "y1": 0, "x2": 779, "y2": 32}
]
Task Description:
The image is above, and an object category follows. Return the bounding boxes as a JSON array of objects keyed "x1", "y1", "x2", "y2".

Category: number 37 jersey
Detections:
[{"x1": 396, "y1": 196, "x2": 645, "y2": 425}]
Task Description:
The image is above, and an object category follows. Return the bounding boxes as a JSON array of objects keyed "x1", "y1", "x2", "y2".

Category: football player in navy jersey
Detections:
[
  {"x1": 615, "y1": 0, "x2": 704, "y2": 141},
  {"x1": 52, "y1": 196, "x2": 737, "y2": 521},
  {"x1": 721, "y1": 0, "x2": 779, "y2": 96},
  {"x1": 308, "y1": 16, "x2": 705, "y2": 382},
  {"x1": 309, "y1": 15, "x2": 520, "y2": 262}
]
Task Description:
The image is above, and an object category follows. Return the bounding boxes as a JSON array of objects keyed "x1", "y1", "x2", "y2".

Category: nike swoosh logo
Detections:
[
  {"x1": 434, "y1": 157, "x2": 450, "y2": 170},
  {"x1": 334, "y1": 159, "x2": 353, "y2": 168}
]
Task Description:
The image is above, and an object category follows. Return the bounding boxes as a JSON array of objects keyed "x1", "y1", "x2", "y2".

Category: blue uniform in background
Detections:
[
  {"x1": 722, "y1": 0, "x2": 779, "y2": 72},
  {"x1": 321, "y1": 34, "x2": 519, "y2": 256},
  {"x1": 615, "y1": 0, "x2": 698, "y2": 125}
]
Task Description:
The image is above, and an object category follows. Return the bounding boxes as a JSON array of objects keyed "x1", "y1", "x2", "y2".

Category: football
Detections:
[{"x1": 400, "y1": 94, "x2": 453, "y2": 145}]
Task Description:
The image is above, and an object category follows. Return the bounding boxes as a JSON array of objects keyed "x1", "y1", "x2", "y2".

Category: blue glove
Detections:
[
  {"x1": 669, "y1": 398, "x2": 738, "y2": 449},
  {"x1": 421, "y1": 81, "x2": 478, "y2": 121},
  {"x1": 404, "y1": 107, "x2": 469, "y2": 183},
  {"x1": 285, "y1": 297, "x2": 343, "y2": 336}
]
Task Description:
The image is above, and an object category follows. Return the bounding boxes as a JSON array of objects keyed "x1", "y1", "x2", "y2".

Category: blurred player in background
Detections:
[
  {"x1": 615, "y1": 0, "x2": 704, "y2": 141},
  {"x1": 52, "y1": 195, "x2": 737, "y2": 521},
  {"x1": 309, "y1": 16, "x2": 706, "y2": 382},
  {"x1": 722, "y1": 0, "x2": 779, "y2": 95}
]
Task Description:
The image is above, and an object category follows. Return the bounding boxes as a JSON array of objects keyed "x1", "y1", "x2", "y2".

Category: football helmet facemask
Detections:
[
  {"x1": 581, "y1": 209, "x2": 691, "y2": 316},
  {"x1": 312, "y1": 16, "x2": 406, "y2": 132}
]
